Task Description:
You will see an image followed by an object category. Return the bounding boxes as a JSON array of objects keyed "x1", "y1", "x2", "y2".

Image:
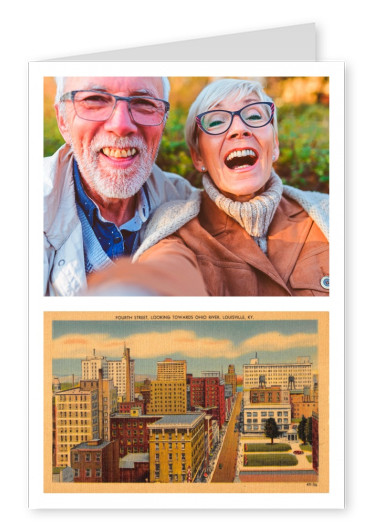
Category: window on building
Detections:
[
  {"x1": 74, "y1": 468, "x2": 79, "y2": 477},
  {"x1": 261, "y1": 412, "x2": 267, "y2": 417},
  {"x1": 73, "y1": 453, "x2": 79, "y2": 463},
  {"x1": 95, "y1": 469, "x2": 101, "y2": 478},
  {"x1": 85, "y1": 453, "x2": 91, "y2": 462},
  {"x1": 85, "y1": 469, "x2": 91, "y2": 477}
]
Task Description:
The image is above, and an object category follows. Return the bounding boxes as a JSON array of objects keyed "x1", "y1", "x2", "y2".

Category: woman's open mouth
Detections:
[{"x1": 224, "y1": 148, "x2": 259, "y2": 170}]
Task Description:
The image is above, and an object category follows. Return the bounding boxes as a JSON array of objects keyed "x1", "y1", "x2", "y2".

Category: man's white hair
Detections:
[
  {"x1": 185, "y1": 78, "x2": 278, "y2": 154},
  {"x1": 54, "y1": 76, "x2": 170, "y2": 103}
]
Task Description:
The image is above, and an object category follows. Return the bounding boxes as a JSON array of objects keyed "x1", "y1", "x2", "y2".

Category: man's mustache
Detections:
[{"x1": 89, "y1": 135, "x2": 147, "y2": 153}]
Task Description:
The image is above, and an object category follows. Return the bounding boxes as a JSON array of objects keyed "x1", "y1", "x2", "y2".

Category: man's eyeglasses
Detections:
[
  {"x1": 195, "y1": 102, "x2": 275, "y2": 135},
  {"x1": 60, "y1": 90, "x2": 170, "y2": 126}
]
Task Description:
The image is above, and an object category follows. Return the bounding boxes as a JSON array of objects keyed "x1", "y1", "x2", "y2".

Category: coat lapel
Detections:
[
  {"x1": 267, "y1": 196, "x2": 313, "y2": 284},
  {"x1": 199, "y1": 193, "x2": 293, "y2": 295}
]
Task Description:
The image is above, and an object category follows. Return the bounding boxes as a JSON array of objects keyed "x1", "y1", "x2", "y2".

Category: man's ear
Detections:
[
  {"x1": 55, "y1": 103, "x2": 72, "y2": 145},
  {"x1": 190, "y1": 147, "x2": 205, "y2": 172}
]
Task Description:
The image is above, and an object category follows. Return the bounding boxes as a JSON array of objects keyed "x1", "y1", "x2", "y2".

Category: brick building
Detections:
[
  {"x1": 188, "y1": 376, "x2": 226, "y2": 428},
  {"x1": 119, "y1": 453, "x2": 149, "y2": 482},
  {"x1": 289, "y1": 388, "x2": 318, "y2": 420},
  {"x1": 110, "y1": 409, "x2": 162, "y2": 457},
  {"x1": 118, "y1": 399, "x2": 146, "y2": 415},
  {"x1": 71, "y1": 439, "x2": 119, "y2": 482},
  {"x1": 312, "y1": 411, "x2": 319, "y2": 472}
]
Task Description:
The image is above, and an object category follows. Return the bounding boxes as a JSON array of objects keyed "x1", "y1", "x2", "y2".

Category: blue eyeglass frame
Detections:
[
  {"x1": 60, "y1": 89, "x2": 170, "y2": 124},
  {"x1": 195, "y1": 101, "x2": 275, "y2": 135}
]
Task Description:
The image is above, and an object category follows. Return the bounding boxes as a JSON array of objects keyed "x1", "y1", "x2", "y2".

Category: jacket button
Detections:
[
  {"x1": 320, "y1": 276, "x2": 329, "y2": 289},
  {"x1": 114, "y1": 237, "x2": 122, "y2": 244},
  {"x1": 58, "y1": 259, "x2": 65, "y2": 266}
]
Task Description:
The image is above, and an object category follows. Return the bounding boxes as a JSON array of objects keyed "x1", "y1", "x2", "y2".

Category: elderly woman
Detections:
[{"x1": 88, "y1": 78, "x2": 329, "y2": 296}]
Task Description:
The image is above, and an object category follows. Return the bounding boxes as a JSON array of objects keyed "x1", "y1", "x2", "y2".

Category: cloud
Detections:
[
  {"x1": 239, "y1": 332, "x2": 318, "y2": 354},
  {"x1": 51, "y1": 330, "x2": 317, "y2": 360}
]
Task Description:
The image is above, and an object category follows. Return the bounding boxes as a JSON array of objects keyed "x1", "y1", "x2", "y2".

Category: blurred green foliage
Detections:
[
  {"x1": 44, "y1": 102, "x2": 329, "y2": 194},
  {"x1": 275, "y1": 104, "x2": 329, "y2": 193}
]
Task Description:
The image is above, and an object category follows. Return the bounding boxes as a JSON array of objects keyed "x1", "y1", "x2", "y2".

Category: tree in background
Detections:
[
  {"x1": 264, "y1": 418, "x2": 280, "y2": 444},
  {"x1": 305, "y1": 416, "x2": 313, "y2": 445},
  {"x1": 298, "y1": 415, "x2": 307, "y2": 444}
]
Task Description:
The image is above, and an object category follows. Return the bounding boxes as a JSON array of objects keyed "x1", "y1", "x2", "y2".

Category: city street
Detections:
[{"x1": 211, "y1": 392, "x2": 242, "y2": 482}]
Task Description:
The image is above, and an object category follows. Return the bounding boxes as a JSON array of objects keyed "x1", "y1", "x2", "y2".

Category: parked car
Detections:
[{"x1": 293, "y1": 450, "x2": 304, "y2": 455}]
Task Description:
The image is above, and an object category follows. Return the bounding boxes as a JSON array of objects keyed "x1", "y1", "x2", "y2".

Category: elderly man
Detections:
[{"x1": 44, "y1": 76, "x2": 197, "y2": 295}]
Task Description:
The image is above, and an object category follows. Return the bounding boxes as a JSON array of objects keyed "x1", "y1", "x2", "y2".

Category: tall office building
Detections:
[
  {"x1": 148, "y1": 413, "x2": 205, "y2": 483},
  {"x1": 82, "y1": 350, "x2": 108, "y2": 380},
  {"x1": 55, "y1": 387, "x2": 99, "y2": 468},
  {"x1": 224, "y1": 364, "x2": 237, "y2": 395},
  {"x1": 107, "y1": 345, "x2": 135, "y2": 401},
  {"x1": 80, "y1": 369, "x2": 118, "y2": 441},
  {"x1": 243, "y1": 355, "x2": 312, "y2": 391},
  {"x1": 148, "y1": 380, "x2": 187, "y2": 415},
  {"x1": 81, "y1": 345, "x2": 134, "y2": 401},
  {"x1": 157, "y1": 358, "x2": 187, "y2": 381}
]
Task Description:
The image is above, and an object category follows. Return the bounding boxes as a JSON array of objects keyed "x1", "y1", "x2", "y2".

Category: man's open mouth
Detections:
[
  {"x1": 101, "y1": 147, "x2": 138, "y2": 159},
  {"x1": 225, "y1": 148, "x2": 258, "y2": 169}
]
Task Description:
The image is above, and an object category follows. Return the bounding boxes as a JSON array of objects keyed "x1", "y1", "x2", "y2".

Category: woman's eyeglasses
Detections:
[{"x1": 196, "y1": 102, "x2": 274, "y2": 135}]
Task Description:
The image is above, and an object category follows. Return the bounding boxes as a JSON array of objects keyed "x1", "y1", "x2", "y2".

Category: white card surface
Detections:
[{"x1": 29, "y1": 23, "x2": 344, "y2": 510}]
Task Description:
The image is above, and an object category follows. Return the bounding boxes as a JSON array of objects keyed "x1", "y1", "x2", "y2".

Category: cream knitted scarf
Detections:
[{"x1": 202, "y1": 170, "x2": 283, "y2": 253}]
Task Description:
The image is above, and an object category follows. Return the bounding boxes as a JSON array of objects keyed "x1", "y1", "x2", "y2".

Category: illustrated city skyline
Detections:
[{"x1": 52, "y1": 319, "x2": 319, "y2": 380}]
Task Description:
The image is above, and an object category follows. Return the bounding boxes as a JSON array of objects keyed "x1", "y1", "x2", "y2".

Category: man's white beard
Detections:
[{"x1": 70, "y1": 133, "x2": 159, "y2": 199}]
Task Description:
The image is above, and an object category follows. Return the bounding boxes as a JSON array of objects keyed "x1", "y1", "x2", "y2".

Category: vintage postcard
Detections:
[{"x1": 43, "y1": 312, "x2": 329, "y2": 500}]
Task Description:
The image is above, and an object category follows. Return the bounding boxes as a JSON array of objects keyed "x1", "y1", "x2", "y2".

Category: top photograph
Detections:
[{"x1": 44, "y1": 75, "x2": 329, "y2": 297}]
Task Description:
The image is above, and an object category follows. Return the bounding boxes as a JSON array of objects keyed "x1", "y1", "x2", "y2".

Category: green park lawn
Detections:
[
  {"x1": 306, "y1": 455, "x2": 313, "y2": 463},
  {"x1": 244, "y1": 443, "x2": 291, "y2": 452},
  {"x1": 243, "y1": 454, "x2": 298, "y2": 467},
  {"x1": 300, "y1": 443, "x2": 312, "y2": 452}
]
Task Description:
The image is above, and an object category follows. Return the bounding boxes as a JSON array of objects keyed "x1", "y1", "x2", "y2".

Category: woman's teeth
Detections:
[
  {"x1": 226, "y1": 149, "x2": 257, "y2": 161},
  {"x1": 225, "y1": 149, "x2": 258, "y2": 169},
  {"x1": 102, "y1": 147, "x2": 137, "y2": 158}
]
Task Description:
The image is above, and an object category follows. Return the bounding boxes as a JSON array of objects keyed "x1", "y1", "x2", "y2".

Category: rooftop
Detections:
[
  {"x1": 71, "y1": 439, "x2": 113, "y2": 451},
  {"x1": 149, "y1": 413, "x2": 204, "y2": 428},
  {"x1": 119, "y1": 453, "x2": 149, "y2": 469},
  {"x1": 55, "y1": 387, "x2": 91, "y2": 395}
]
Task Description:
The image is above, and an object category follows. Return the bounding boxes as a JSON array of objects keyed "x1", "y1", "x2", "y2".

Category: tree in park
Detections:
[
  {"x1": 298, "y1": 415, "x2": 307, "y2": 444},
  {"x1": 264, "y1": 418, "x2": 280, "y2": 444},
  {"x1": 305, "y1": 417, "x2": 313, "y2": 445}
]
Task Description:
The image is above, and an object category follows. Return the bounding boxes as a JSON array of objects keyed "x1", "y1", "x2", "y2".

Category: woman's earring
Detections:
[
  {"x1": 272, "y1": 155, "x2": 276, "y2": 161},
  {"x1": 201, "y1": 166, "x2": 206, "y2": 172}
]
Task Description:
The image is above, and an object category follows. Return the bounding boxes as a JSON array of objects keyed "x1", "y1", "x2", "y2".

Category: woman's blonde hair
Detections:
[{"x1": 185, "y1": 78, "x2": 278, "y2": 154}]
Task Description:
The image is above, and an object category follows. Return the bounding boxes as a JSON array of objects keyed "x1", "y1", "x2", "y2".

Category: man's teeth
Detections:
[
  {"x1": 102, "y1": 147, "x2": 137, "y2": 158},
  {"x1": 226, "y1": 149, "x2": 256, "y2": 161}
]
